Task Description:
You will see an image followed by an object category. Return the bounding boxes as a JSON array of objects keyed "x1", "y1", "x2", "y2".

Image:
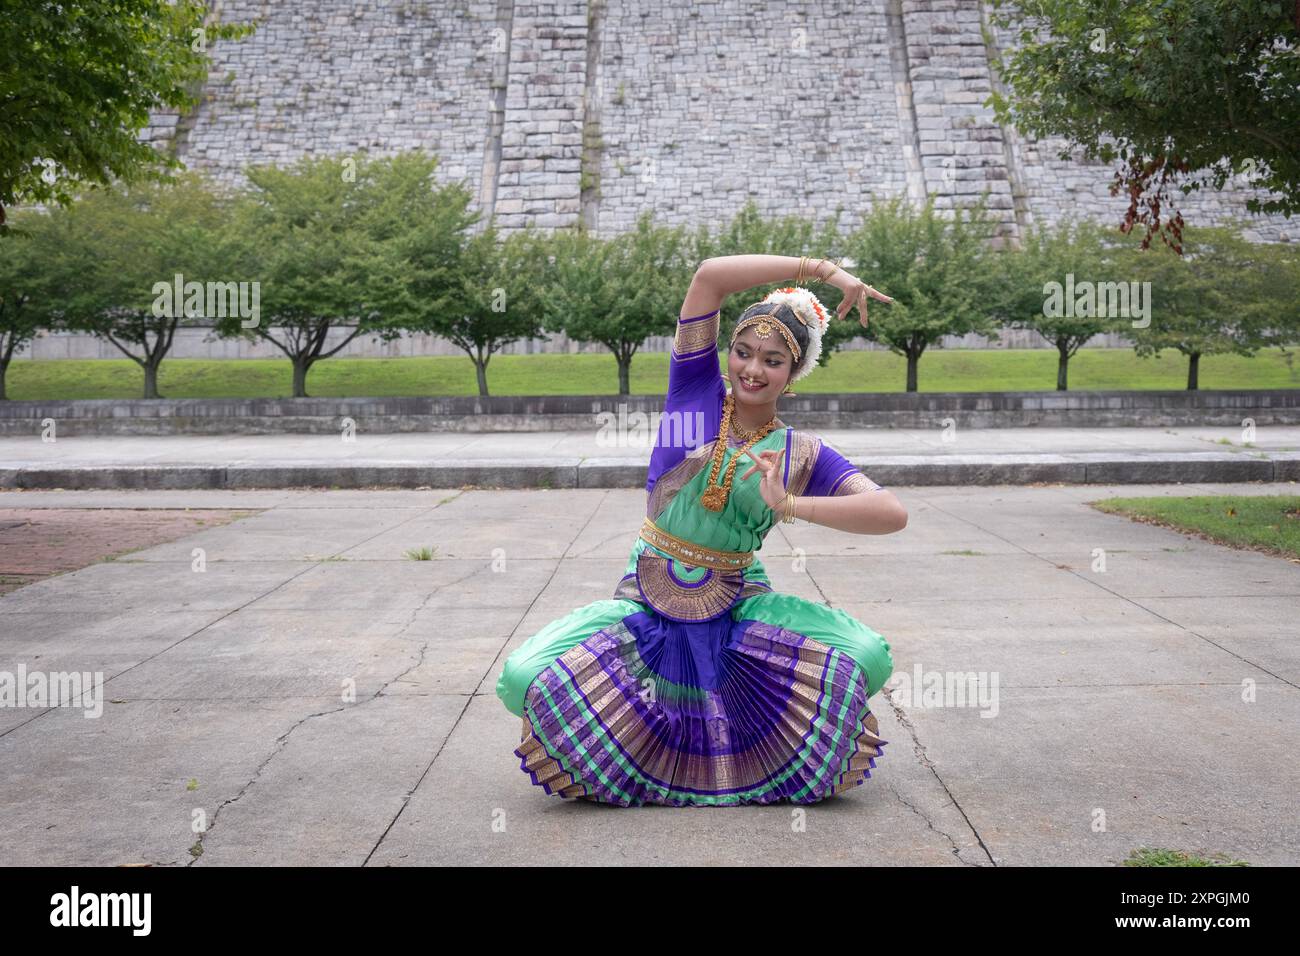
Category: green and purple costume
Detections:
[{"x1": 496, "y1": 307, "x2": 894, "y2": 805}]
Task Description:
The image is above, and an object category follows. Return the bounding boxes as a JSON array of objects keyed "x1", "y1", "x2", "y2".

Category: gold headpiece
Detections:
[{"x1": 730, "y1": 307, "x2": 802, "y2": 363}]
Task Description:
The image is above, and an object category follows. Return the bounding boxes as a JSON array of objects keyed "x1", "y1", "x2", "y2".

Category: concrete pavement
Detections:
[
  {"x1": 3, "y1": 424, "x2": 1300, "y2": 488},
  {"x1": 0, "y1": 481, "x2": 1296, "y2": 865}
]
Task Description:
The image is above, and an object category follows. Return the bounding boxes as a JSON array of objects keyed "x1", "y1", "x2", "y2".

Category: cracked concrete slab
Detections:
[
  {"x1": 187, "y1": 693, "x2": 469, "y2": 867},
  {"x1": 0, "y1": 697, "x2": 364, "y2": 866},
  {"x1": 364, "y1": 692, "x2": 987, "y2": 866},
  {"x1": 897, "y1": 684, "x2": 1300, "y2": 866},
  {"x1": 1, "y1": 482, "x2": 1296, "y2": 866}
]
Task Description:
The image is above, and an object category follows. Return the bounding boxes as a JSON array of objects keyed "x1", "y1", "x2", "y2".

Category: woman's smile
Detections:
[{"x1": 738, "y1": 375, "x2": 766, "y2": 392}]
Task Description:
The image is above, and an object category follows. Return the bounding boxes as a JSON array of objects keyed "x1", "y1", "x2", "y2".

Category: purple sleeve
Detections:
[
  {"x1": 646, "y1": 308, "x2": 724, "y2": 493},
  {"x1": 804, "y1": 440, "x2": 884, "y2": 496},
  {"x1": 667, "y1": 308, "x2": 722, "y2": 399}
]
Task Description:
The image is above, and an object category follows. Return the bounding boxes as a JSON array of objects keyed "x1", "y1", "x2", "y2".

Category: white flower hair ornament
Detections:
[{"x1": 730, "y1": 286, "x2": 831, "y2": 388}]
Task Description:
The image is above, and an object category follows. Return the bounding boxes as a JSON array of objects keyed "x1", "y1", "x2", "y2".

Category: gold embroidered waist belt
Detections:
[{"x1": 638, "y1": 516, "x2": 754, "y2": 570}]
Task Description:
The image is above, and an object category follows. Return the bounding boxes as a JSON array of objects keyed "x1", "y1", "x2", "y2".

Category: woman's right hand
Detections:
[{"x1": 828, "y1": 268, "x2": 894, "y2": 328}]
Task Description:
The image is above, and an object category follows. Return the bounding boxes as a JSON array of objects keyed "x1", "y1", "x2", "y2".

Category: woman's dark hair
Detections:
[{"x1": 732, "y1": 302, "x2": 809, "y2": 368}]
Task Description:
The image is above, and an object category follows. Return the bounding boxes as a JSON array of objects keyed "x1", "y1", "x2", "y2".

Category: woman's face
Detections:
[{"x1": 727, "y1": 329, "x2": 794, "y2": 402}]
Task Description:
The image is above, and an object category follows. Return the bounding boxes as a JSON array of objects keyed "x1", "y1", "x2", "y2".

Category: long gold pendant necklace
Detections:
[{"x1": 700, "y1": 391, "x2": 778, "y2": 512}]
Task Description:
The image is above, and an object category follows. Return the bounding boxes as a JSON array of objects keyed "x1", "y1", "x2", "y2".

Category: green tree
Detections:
[
  {"x1": 0, "y1": 213, "x2": 61, "y2": 399},
  {"x1": 541, "y1": 214, "x2": 691, "y2": 395},
  {"x1": 218, "y1": 153, "x2": 440, "y2": 398},
  {"x1": 986, "y1": 0, "x2": 1299, "y2": 252},
  {"x1": 992, "y1": 218, "x2": 1129, "y2": 390},
  {"x1": 1130, "y1": 224, "x2": 1291, "y2": 389},
  {"x1": 47, "y1": 173, "x2": 232, "y2": 398},
  {"x1": 362, "y1": 152, "x2": 479, "y2": 341},
  {"x1": 843, "y1": 195, "x2": 1001, "y2": 392},
  {"x1": 401, "y1": 222, "x2": 549, "y2": 397},
  {"x1": 1251, "y1": 239, "x2": 1300, "y2": 356},
  {"x1": 0, "y1": 0, "x2": 253, "y2": 229}
]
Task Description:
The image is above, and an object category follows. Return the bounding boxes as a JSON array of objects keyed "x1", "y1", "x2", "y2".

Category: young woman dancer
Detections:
[{"x1": 497, "y1": 254, "x2": 905, "y2": 806}]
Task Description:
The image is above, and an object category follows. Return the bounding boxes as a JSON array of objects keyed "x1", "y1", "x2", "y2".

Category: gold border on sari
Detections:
[
  {"x1": 634, "y1": 551, "x2": 745, "y2": 622},
  {"x1": 835, "y1": 470, "x2": 881, "y2": 495},
  {"x1": 672, "y1": 311, "x2": 720, "y2": 357},
  {"x1": 638, "y1": 516, "x2": 754, "y2": 570},
  {"x1": 784, "y1": 429, "x2": 821, "y2": 497},
  {"x1": 513, "y1": 622, "x2": 887, "y2": 801}
]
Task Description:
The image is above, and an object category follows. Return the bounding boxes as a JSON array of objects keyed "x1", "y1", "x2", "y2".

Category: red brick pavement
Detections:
[{"x1": 0, "y1": 509, "x2": 258, "y2": 596}]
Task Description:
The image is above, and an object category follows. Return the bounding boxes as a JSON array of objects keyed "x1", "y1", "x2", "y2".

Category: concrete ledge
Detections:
[
  {"x1": 1277, "y1": 458, "x2": 1300, "y2": 481},
  {"x1": 2, "y1": 389, "x2": 1298, "y2": 435},
  {"x1": 3, "y1": 453, "x2": 1297, "y2": 490}
]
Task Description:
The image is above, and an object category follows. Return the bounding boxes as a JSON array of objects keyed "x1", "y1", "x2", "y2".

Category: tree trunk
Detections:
[
  {"x1": 1187, "y1": 352, "x2": 1200, "y2": 390},
  {"x1": 292, "y1": 358, "x2": 311, "y2": 398},
  {"x1": 475, "y1": 359, "x2": 489, "y2": 397},
  {"x1": 0, "y1": 336, "x2": 9, "y2": 400},
  {"x1": 618, "y1": 356, "x2": 631, "y2": 395},
  {"x1": 1057, "y1": 343, "x2": 1070, "y2": 391},
  {"x1": 906, "y1": 350, "x2": 920, "y2": 392},
  {"x1": 142, "y1": 362, "x2": 161, "y2": 399}
]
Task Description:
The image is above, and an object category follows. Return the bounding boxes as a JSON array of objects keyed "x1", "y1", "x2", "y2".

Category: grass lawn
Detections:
[
  {"x1": 1089, "y1": 495, "x2": 1300, "y2": 561},
  {"x1": 4, "y1": 346, "x2": 1299, "y2": 400}
]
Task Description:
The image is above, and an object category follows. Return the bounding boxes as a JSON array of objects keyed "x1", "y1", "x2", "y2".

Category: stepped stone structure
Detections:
[
  {"x1": 26, "y1": 0, "x2": 1289, "y2": 361},
  {"x1": 143, "y1": 0, "x2": 1289, "y2": 244}
]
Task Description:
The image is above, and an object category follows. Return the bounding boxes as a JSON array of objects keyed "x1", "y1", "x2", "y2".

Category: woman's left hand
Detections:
[
  {"x1": 741, "y1": 447, "x2": 789, "y2": 511},
  {"x1": 828, "y1": 269, "x2": 894, "y2": 328}
]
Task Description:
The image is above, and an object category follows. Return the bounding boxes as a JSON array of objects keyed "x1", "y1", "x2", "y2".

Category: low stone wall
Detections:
[{"x1": 1, "y1": 390, "x2": 1296, "y2": 436}]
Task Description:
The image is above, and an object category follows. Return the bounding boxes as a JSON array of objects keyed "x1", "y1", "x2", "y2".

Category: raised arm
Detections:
[
  {"x1": 679, "y1": 255, "x2": 894, "y2": 326},
  {"x1": 680, "y1": 255, "x2": 814, "y2": 318},
  {"x1": 670, "y1": 256, "x2": 825, "y2": 393}
]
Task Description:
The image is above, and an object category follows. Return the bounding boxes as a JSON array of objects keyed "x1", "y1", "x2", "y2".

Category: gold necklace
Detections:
[
  {"x1": 700, "y1": 392, "x2": 778, "y2": 512},
  {"x1": 729, "y1": 414, "x2": 768, "y2": 441}
]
